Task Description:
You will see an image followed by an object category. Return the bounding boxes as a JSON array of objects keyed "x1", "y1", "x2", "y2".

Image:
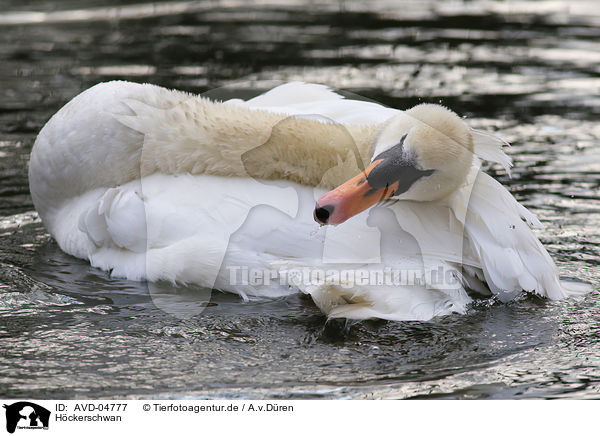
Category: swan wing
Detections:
[
  {"x1": 456, "y1": 169, "x2": 591, "y2": 300},
  {"x1": 75, "y1": 174, "x2": 299, "y2": 286}
]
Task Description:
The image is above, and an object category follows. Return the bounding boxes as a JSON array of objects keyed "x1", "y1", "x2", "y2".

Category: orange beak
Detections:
[{"x1": 314, "y1": 159, "x2": 399, "y2": 225}]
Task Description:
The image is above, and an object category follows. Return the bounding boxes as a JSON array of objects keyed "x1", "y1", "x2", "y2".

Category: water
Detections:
[{"x1": 1, "y1": 0, "x2": 600, "y2": 399}]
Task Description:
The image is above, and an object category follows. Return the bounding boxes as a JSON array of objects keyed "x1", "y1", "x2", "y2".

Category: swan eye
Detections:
[{"x1": 367, "y1": 134, "x2": 434, "y2": 197}]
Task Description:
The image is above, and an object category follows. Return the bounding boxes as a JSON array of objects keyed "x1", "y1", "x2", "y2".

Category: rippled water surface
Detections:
[{"x1": 1, "y1": 0, "x2": 600, "y2": 399}]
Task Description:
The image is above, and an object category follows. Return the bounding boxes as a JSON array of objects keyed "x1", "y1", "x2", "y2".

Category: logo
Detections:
[{"x1": 3, "y1": 402, "x2": 50, "y2": 434}]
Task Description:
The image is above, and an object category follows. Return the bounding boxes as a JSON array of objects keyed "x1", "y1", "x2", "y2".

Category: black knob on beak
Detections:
[{"x1": 314, "y1": 204, "x2": 334, "y2": 225}]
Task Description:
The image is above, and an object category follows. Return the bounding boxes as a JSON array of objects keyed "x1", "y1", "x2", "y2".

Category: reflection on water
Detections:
[{"x1": 1, "y1": 0, "x2": 600, "y2": 399}]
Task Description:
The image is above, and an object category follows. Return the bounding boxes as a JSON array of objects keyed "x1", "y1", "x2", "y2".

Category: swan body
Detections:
[{"x1": 29, "y1": 81, "x2": 590, "y2": 321}]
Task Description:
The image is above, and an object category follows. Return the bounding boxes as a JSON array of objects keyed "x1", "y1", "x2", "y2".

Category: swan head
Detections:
[{"x1": 314, "y1": 104, "x2": 474, "y2": 225}]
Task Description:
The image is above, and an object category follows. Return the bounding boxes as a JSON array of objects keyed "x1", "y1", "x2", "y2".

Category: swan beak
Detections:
[{"x1": 314, "y1": 159, "x2": 398, "y2": 225}]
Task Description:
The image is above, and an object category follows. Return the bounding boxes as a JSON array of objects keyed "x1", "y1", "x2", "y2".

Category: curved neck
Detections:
[{"x1": 139, "y1": 97, "x2": 379, "y2": 189}]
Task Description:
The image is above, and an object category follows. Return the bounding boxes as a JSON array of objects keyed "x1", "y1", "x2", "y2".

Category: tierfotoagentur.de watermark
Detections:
[{"x1": 227, "y1": 265, "x2": 460, "y2": 289}]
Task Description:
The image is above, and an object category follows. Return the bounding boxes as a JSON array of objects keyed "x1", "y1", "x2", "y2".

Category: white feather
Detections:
[{"x1": 472, "y1": 128, "x2": 513, "y2": 175}]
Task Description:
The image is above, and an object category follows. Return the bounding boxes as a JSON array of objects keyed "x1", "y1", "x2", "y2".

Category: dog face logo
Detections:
[{"x1": 3, "y1": 402, "x2": 50, "y2": 434}]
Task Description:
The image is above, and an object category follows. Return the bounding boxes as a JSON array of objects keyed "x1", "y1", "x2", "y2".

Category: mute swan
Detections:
[{"x1": 29, "y1": 81, "x2": 591, "y2": 321}]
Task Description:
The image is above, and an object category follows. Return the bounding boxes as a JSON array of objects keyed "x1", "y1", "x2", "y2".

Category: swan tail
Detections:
[
  {"x1": 229, "y1": 82, "x2": 397, "y2": 124},
  {"x1": 245, "y1": 82, "x2": 343, "y2": 106}
]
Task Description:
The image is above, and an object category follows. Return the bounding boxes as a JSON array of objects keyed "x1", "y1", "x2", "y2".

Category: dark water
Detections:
[{"x1": 1, "y1": 0, "x2": 600, "y2": 399}]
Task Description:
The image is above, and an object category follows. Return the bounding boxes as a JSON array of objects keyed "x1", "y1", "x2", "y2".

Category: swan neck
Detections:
[{"x1": 140, "y1": 98, "x2": 379, "y2": 188}]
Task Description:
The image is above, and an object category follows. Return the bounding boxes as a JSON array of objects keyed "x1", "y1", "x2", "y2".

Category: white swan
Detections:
[{"x1": 29, "y1": 81, "x2": 591, "y2": 321}]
